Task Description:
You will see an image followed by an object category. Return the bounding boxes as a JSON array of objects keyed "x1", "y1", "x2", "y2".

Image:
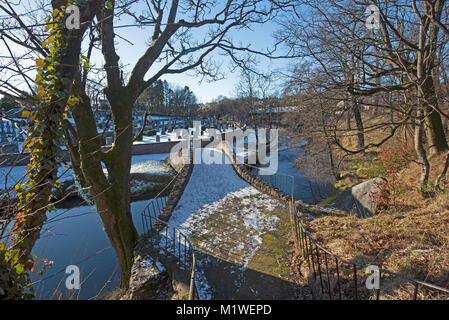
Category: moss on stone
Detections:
[{"x1": 318, "y1": 191, "x2": 349, "y2": 207}]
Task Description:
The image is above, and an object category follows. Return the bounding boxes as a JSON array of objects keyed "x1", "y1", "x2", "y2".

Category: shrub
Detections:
[
  {"x1": 0, "y1": 243, "x2": 34, "y2": 299},
  {"x1": 371, "y1": 141, "x2": 414, "y2": 212}
]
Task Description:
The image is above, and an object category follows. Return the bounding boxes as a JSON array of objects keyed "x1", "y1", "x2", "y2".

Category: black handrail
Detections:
[
  {"x1": 226, "y1": 139, "x2": 449, "y2": 300},
  {"x1": 293, "y1": 208, "x2": 449, "y2": 299},
  {"x1": 139, "y1": 143, "x2": 196, "y2": 300}
]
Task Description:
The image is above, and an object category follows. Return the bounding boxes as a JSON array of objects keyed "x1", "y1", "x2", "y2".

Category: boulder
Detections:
[
  {"x1": 127, "y1": 255, "x2": 173, "y2": 300},
  {"x1": 332, "y1": 177, "x2": 387, "y2": 218}
]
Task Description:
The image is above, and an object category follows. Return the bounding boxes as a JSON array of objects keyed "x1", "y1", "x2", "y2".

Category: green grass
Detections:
[
  {"x1": 351, "y1": 158, "x2": 385, "y2": 177},
  {"x1": 318, "y1": 190, "x2": 349, "y2": 207},
  {"x1": 357, "y1": 165, "x2": 385, "y2": 177}
]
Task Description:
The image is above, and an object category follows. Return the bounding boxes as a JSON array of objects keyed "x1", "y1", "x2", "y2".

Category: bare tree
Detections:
[
  {"x1": 277, "y1": 0, "x2": 449, "y2": 191},
  {"x1": 0, "y1": 0, "x2": 103, "y2": 269},
  {"x1": 1, "y1": 0, "x2": 292, "y2": 288}
]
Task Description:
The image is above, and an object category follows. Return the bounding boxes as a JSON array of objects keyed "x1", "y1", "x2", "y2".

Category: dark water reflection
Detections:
[
  {"x1": 28, "y1": 139, "x2": 315, "y2": 299},
  {"x1": 255, "y1": 146, "x2": 314, "y2": 204},
  {"x1": 30, "y1": 200, "x2": 158, "y2": 300}
]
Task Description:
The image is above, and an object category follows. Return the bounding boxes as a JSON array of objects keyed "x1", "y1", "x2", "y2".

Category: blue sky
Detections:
[
  {"x1": 0, "y1": 1, "x2": 294, "y2": 103},
  {"x1": 99, "y1": 3, "x2": 292, "y2": 103}
]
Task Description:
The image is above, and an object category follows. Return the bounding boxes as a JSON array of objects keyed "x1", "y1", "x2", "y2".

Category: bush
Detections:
[
  {"x1": 371, "y1": 141, "x2": 414, "y2": 212},
  {"x1": 0, "y1": 244, "x2": 34, "y2": 299}
]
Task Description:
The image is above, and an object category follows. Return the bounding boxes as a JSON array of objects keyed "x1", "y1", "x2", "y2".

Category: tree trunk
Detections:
[
  {"x1": 423, "y1": 74, "x2": 449, "y2": 156},
  {"x1": 425, "y1": 104, "x2": 448, "y2": 156},
  {"x1": 16, "y1": 184, "x2": 52, "y2": 268},
  {"x1": 327, "y1": 141, "x2": 340, "y2": 180},
  {"x1": 435, "y1": 151, "x2": 449, "y2": 190},
  {"x1": 133, "y1": 111, "x2": 149, "y2": 142},
  {"x1": 255, "y1": 124, "x2": 259, "y2": 164},
  {"x1": 14, "y1": 0, "x2": 102, "y2": 266},
  {"x1": 92, "y1": 185, "x2": 138, "y2": 288},
  {"x1": 413, "y1": 22, "x2": 438, "y2": 191},
  {"x1": 69, "y1": 91, "x2": 138, "y2": 289},
  {"x1": 415, "y1": 109, "x2": 430, "y2": 192},
  {"x1": 321, "y1": 105, "x2": 340, "y2": 180},
  {"x1": 346, "y1": 108, "x2": 351, "y2": 130},
  {"x1": 352, "y1": 99, "x2": 365, "y2": 149}
]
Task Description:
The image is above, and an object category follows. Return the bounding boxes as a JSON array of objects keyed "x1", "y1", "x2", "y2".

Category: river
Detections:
[{"x1": 17, "y1": 135, "x2": 314, "y2": 299}]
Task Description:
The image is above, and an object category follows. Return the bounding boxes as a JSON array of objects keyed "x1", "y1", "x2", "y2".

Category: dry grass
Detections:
[
  {"x1": 306, "y1": 206, "x2": 449, "y2": 281},
  {"x1": 298, "y1": 112, "x2": 449, "y2": 298}
]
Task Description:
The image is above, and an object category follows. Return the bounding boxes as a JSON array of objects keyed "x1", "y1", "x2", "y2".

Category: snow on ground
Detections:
[
  {"x1": 133, "y1": 128, "x2": 235, "y2": 145},
  {"x1": 0, "y1": 153, "x2": 174, "y2": 195},
  {"x1": 130, "y1": 160, "x2": 173, "y2": 176},
  {"x1": 168, "y1": 149, "x2": 249, "y2": 227},
  {"x1": 192, "y1": 256, "x2": 215, "y2": 300},
  {"x1": 177, "y1": 186, "x2": 281, "y2": 266},
  {"x1": 103, "y1": 159, "x2": 173, "y2": 177},
  {"x1": 165, "y1": 147, "x2": 285, "y2": 299}
]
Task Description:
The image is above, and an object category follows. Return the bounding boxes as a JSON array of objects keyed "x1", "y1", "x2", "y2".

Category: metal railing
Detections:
[
  {"x1": 237, "y1": 160, "x2": 296, "y2": 220},
  {"x1": 246, "y1": 162, "x2": 295, "y2": 201},
  {"x1": 224, "y1": 140, "x2": 296, "y2": 221},
  {"x1": 139, "y1": 138, "x2": 449, "y2": 300},
  {"x1": 139, "y1": 145, "x2": 196, "y2": 300},
  {"x1": 226, "y1": 140, "x2": 449, "y2": 300},
  {"x1": 293, "y1": 208, "x2": 449, "y2": 300},
  {"x1": 224, "y1": 140, "x2": 295, "y2": 196}
]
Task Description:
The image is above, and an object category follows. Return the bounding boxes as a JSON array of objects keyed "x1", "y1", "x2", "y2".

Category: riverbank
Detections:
[{"x1": 289, "y1": 129, "x2": 449, "y2": 298}]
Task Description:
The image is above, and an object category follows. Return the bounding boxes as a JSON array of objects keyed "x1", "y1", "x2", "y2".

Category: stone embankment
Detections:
[{"x1": 127, "y1": 143, "x2": 194, "y2": 300}]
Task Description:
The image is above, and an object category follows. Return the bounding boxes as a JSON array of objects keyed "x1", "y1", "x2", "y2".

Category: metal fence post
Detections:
[{"x1": 189, "y1": 253, "x2": 196, "y2": 300}]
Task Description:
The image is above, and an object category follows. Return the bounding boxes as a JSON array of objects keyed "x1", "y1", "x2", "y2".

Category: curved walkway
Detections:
[{"x1": 167, "y1": 147, "x2": 296, "y2": 299}]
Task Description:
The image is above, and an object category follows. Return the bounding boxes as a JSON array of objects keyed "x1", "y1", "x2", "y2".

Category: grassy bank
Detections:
[{"x1": 292, "y1": 114, "x2": 449, "y2": 297}]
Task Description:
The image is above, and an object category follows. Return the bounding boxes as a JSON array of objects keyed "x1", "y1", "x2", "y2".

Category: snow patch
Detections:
[{"x1": 163, "y1": 148, "x2": 285, "y2": 298}]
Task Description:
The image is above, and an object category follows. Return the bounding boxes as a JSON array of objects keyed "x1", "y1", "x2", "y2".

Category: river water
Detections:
[
  {"x1": 25, "y1": 140, "x2": 313, "y2": 299},
  {"x1": 30, "y1": 201, "x2": 150, "y2": 300}
]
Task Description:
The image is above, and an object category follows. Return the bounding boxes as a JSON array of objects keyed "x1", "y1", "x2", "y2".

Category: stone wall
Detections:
[
  {"x1": 156, "y1": 149, "x2": 194, "y2": 224},
  {"x1": 219, "y1": 142, "x2": 344, "y2": 218},
  {"x1": 128, "y1": 141, "x2": 181, "y2": 155},
  {"x1": 0, "y1": 137, "x2": 217, "y2": 167},
  {"x1": 219, "y1": 142, "x2": 291, "y2": 204},
  {"x1": 128, "y1": 143, "x2": 194, "y2": 300}
]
